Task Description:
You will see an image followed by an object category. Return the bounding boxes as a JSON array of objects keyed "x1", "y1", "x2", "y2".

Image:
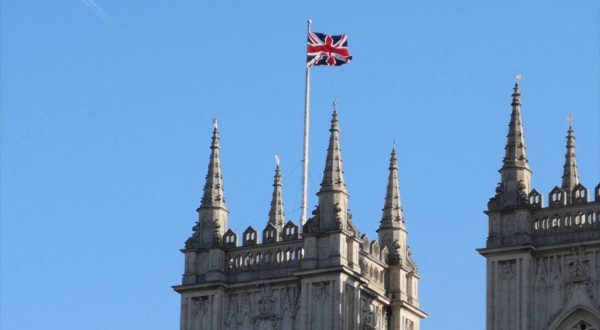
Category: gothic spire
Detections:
[
  {"x1": 493, "y1": 79, "x2": 533, "y2": 209},
  {"x1": 318, "y1": 110, "x2": 348, "y2": 195},
  {"x1": 312, "y1": 107, "x2": 351, "y2": 232},
  {"x1": 561, "y1": 118, "x2": 579, "y2": 194},
  {"x1": 502, "y1": 82, "x2": 530, "y2": 171},
  {"x1": 199, "y1": 120, "x2": 227, "y2": 211},
  {"x1": 380, "y1": 145, "x2": 405, "y2": 228},
  {"x1": 185, "y1": 120, "x2": 229, "y2": 249},
  {"x1": 268, "y1": 156, "x2": 285, "y2": 232}
]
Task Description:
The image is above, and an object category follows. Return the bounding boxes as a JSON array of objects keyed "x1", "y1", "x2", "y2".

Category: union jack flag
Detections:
[{"x1": 306, "y1": 32, "x2": 352, "y2": 68}]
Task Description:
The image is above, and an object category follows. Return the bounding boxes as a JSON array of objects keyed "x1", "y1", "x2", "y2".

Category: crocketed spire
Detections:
[
  {"x1": 561, "y1": 119, "x2": 579, "y2": 195},
  {"x1": 185, "y1": 120, "x2": 229, "y2": 249},
  {"x1": 380, "y1": 146, "x2": 405, "y2": 228},
  {"x1": 491, "y1": 80, "x2": 533, "y2": 209},
  {"x1": 319, "y1": 110, "x2": 348, "y2": 195},
  {"x1": 502, "y1": 82, "x2": 530, "y2": 171},
  {"x1": 199, "y1": 120, "x2": 227, "y2": 210},
  {"x1": 268, "y1": 157, "x2": 285, "y2": 233},
  {"x1": 310, "y1": 108, "x2": 351, "y2": 233}
]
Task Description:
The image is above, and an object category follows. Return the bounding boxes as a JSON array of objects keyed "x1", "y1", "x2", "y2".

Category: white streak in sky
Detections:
[{"x1": 80, "y1": 0, "x2": 113, "y2": 27}]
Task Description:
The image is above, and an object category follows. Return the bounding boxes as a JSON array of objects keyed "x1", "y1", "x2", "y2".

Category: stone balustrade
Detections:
[
  {"x1": 225, "y1": 240, "x2": 304, "y2": 272},
  {"x1": 533, "y1": 208, "x2": 600, "y2": 232}
]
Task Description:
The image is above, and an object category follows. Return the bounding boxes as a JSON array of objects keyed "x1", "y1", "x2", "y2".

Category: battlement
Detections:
[
  {"x1": 182, "y1": 227, "x2": 396, "y2": 286},
  {"x1": 528, "y1": 183, "x2": 600, "y2": 244},
  {"x1": 528, "y1": 183, "x2": 600, "y2": 209}
]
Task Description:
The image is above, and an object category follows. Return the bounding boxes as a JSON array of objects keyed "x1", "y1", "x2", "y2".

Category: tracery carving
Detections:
[
  {"x1": 563, "y1": 247, "x2": 596, "y2": 305},
  {"x1": 257, "y1": 284, "x2": 275, "y2": 316},
  {"x1": 191, "y1": 296, "x2": 209, "y2": 317},
  {"x1": 536, "y1": 258, "x2": 548, "y2": 287},
  {"x1": 224, "y1": 294, "x2": 239, "y2": 328},
  {"x1": 281, "y1": 286, "x2": 300, "y2": 318},
  {"x1": 240, "y1": 292, "x2": 252, "y2": 316},
  {"x1": 569, "y1": 247, "x2": 591, "y2": 280},
  {"x1": 314, "y1": 282, "x2": 330, "y2": 301}
]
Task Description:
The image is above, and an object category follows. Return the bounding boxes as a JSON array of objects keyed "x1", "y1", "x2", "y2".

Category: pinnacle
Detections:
[
  {"x1": 502, "y1": 82, "x2": 529, "y2": 170},
  {"x1": 380, "y1": 146, "x2": 404, "y2": 228},
  {"x1": 561, "y1": 121, "x2": 579, "y2": 194},
  {"x1": 319, "y1": 110, "x2": 347, "y2": 194},
  {"x1": 199, "y1": 123, "x2": 227, "y2": 210},
  {"x1": 268, "y1": 162, "x2": 285, "y2": 229}
]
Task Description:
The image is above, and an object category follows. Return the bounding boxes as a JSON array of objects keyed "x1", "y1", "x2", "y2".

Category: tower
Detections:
[
  {"x1": 479, "y1": 82, "x2": 600, "y2": 330},
  {"x1": 174, "y1": 110, "x2": 427, "y2": 330}
]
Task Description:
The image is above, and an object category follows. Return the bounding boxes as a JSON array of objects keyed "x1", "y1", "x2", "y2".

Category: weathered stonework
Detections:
[
  {"x1": 174, "y1": 112, "x2": 426, "y2": 329},
  {"x1": 479, "y1": 82, "x2": 600, "y2": 330}
]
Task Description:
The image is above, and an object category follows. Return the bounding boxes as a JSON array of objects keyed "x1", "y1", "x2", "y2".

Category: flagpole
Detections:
[{"x1": 300, "y1": 19, "x2": 312, "y2": 230}]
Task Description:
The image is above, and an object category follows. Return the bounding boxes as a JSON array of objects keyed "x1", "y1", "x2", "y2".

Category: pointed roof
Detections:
[
  {"x1": 268, "y1": 159, "x2": 285, "y2": 228},
  {"x1": 319, "y1": 110, "x2": 348, "y2": 195},
  {"x1": 561, "y1": 119, "x2": 579, "y2": 192},
  {"x1": 380, "y1": 146, "x2": 405, "y2": 228},
  {"x1": 501, "y1": 82, "x2": 530, "y2": 170},
  {"x1": 199, "y1": 120, "x2": 227, "y2": 210}
]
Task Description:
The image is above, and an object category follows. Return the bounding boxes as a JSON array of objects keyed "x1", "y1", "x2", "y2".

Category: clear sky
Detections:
[{"x1": 1, "y1": 1, "x2": 599, "y2": 329}]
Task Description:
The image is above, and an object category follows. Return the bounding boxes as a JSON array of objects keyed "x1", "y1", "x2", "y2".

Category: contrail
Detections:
[{"x1": 80, "y1": 0, "x2": 113, "y2": 27}]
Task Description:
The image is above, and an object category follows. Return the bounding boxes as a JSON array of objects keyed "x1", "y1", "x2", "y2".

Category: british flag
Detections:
[{"x1": 306, "y1": 32, "x2": 352, "y2": 68}]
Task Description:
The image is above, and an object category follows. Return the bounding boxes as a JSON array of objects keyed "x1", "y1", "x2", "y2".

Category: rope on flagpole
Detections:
[{"x1": 300, "y1": 19, "x2": 312, "y2": 231}]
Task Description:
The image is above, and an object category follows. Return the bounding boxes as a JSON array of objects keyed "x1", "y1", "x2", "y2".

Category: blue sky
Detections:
[{"x1": 1, "y1": 1, "x2": 598, "y2": 329}]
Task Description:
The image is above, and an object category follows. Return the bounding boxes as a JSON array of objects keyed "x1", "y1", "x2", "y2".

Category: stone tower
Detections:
[
  {"x1": 479, "y1": 82, "x2": 600, "y2": 330},
  {"x1": 174, "y1": 110, "x2": 427, "y2": 330}
]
